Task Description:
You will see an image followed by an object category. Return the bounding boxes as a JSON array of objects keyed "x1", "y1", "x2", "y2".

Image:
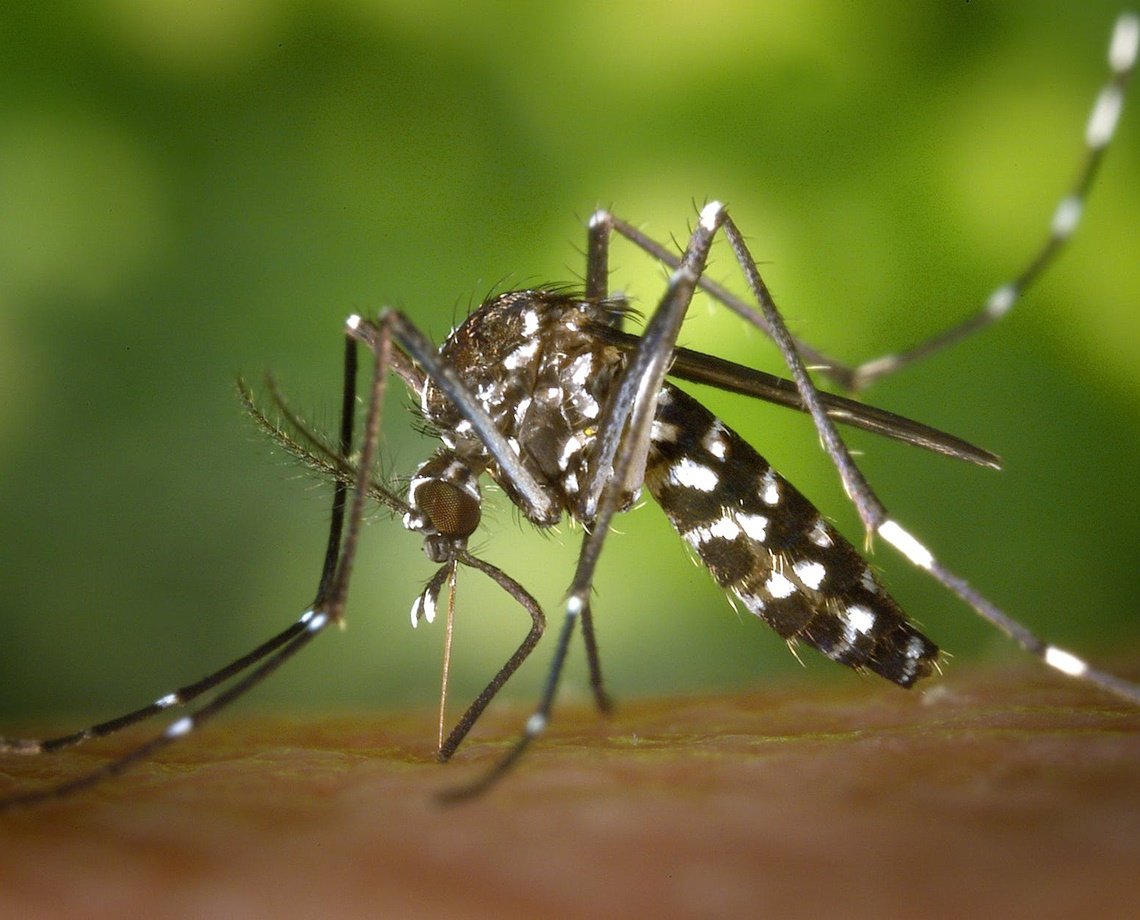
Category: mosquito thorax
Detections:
[{"x1": 420, "y1": 290, "x2": 628, "y2": 528}]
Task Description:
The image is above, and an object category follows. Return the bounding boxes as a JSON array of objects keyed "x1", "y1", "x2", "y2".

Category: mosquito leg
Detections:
[
  {"x1": 0, "y1": 618, "x2": 309, "y2": 757},
  {"x1": 601, "y1": 211, "x2": 843, "y2": 375},
  {"x1": 0, "y1": 333, "x2": 368, "y2": 806},
  {"x1": 1, "y1": 338, "x2": 362, "y2": 761},
  {"x1": 846, "y1": 13, "x2": 1138, "y2": 391},
  {"x1": 436, "y1": 552, "x2": 545, "y2": 763},
  {"x1": 585, "y1": 207, "x2": 611, "y2": 301},
  {"x1": 437, "y1": 603, "x2": 573, "y2": 804},
  {"x1": 718, "y1": 212, "x2": 1140, "y2": 706},
  {"x1": 316, "y1": 335, "x2": 358, "y2": 599},
  {"x1": 322, "y1": 315, "x2": 391, "y2": 623},
  {"x1": 719, "y1": 215, "x2": 886, "y2": 538},
  {"x1": 602, "y1": 16, "x2": 1137, "y2": 395},
  {"x1": 441, "y1": 203, "x2": 728, "y2": 799},
  {"x1": 577, "y1": 600, "x2": 613, "y2": 716},
  {"x1": 1, "y1": 614, "x2": 332, "y2": 810},
  {"x1": 577, "y1": 203, "x2": 729, "y2": 714},
  {"x1": 574, "y1": 206, "x2": 642, "y2": 714}
]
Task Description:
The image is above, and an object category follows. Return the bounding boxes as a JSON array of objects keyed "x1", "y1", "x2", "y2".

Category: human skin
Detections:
[{"x1": 1, "y1": 663, "x2": 1138, "y2": 920}]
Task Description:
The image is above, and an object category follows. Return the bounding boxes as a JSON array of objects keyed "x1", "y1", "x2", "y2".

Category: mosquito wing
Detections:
[{"x1": 589, "y1": 323, "x2": 1000, "y2": 469}]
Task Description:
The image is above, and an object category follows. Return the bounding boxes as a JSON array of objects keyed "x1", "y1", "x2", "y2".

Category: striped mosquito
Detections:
[{"x1": 2, "y1": 12, "x2": 1137, "y2": 808}]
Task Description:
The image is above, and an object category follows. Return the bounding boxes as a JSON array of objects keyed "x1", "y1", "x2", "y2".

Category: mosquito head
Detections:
[{"x1": 403, "y1": 450, "x2": 483, "y2": 562}]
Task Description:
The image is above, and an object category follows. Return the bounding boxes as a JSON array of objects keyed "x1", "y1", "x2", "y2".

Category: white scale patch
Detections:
[
  {"x1": 733, "y1": 589, "x2": 766, "y2": 613},
  {"x1": 578, "y1": 396, "x2": 600, "y2": 419},
  {"x1": 1045, "y1": 646, "x2": 1088, "y2": 677},
  {"x1": 521, "y1": 309, "x2": 540, "y2": 336},
  {"x1": 503, "y1": 339, "x2": 539, "y2": 370},
  {"x1": 879, "y1": 520, "x2": 934, "y2": 570},
  {"x1": 568, "y1": 353, "x2": 593, "y2": 386},
  {"x1": 845, "y1": 605, "x2": 875, "y2": 636},
  {"x1": 841, "y1": 604, "x2": 876, "y2": 648},
  {"x1": 669, "y1": 457, "x2": 719, "y2": 492},
  {"x1": 568, "y1": 367, "x2": 600, "y2": 419},
  {"x1": 508, "y1": 342, "x2": 538, "y2": 371},
  {"x1": 559, "y1": 434, "x2": 583, "y2": 471},
  {"x1": 900, "y1": 636, "x2": 928, "y2": 679},
  {"x1": 765, "y1": 570, "x2": 796, "y2": 600},
  {"x1": 1112, "y1": 13, "x2": 1140, "y2": 71},
  {"x1": 699, "y1": 200, "x2": 724, "y2": 231},
  {"x1": 985, "y1": 284, "x2": 1016, "y2": 319},
  {"x1": 793, "y1": 559, "x2": 826, "y2": 590},
  {"x1": 651, "y1": 419, "x2": 681, "y2": 443},
  {"x1": 807, "y1": 518, "x2": 833, "y2": 548},
  {"x1": 476, "y1": 379, "x2": 505, "y2": 409},
  {"x1": 165, "y1": 717, "x2": 193, "y2": 738},
  {"x1": 1088, "y1": 85, "x2": 1124, "y2": 148},
  {"x1": 760, "y1": 469, "x2": 780, "y2": 505},
  {"x1": 684, "y1": 513, "x2": 741, "y2": 547},
  {"x1": 701, "y1": 422, "x2": 729, "y2": 459},
  {"x1": 1111, "y1": 13, "x2": 1139, "y2": 72},
  {"x1": 403, "y1": 509, "x2": 427, "y2": 532},
  {"x1": 1051, "y1": 195, "x2": 1082, "y2": 238},
  {"x1": 860, "y1": 569, "x2": 879, "y2": 594},
  {"x1": 422, "y1": 588, "x2": 438, "y2": 623},
  {"x1": 736, "y1": 512, "x2": 768, "y2": 543}
]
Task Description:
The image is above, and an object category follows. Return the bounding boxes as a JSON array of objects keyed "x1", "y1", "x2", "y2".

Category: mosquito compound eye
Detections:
[
  {"x1": 415, "y1": 478, "x2": 481, "y2": 539},
  {"x1": 407, "y1": 452, "x2": 482, "y2": 540}
]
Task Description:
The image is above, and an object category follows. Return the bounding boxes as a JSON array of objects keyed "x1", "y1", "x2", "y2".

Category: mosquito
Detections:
[{"x1": 2, "y1": 12, "x2": 1137, "y2": 809}]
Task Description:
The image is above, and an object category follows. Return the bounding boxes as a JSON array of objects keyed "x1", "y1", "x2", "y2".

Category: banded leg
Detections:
[
  {"x1": 404, "y1": 550, "x2": 546, "y2": 763},
  {"x1": 440, "y1": 202, "x2": 730, "y2": 801},
  {"x1": 846, "y1": 12, "x2": 1139, "y2": 391},
  {"x1": 0, "y1": 335, "x2": 375, "y2": 809},
  {"x1": 598, "y1": 14, "x2": 1139, "y2": 394},
  {"x1": 714, "y1": 211, "x2": 1140, "y2": 705}
]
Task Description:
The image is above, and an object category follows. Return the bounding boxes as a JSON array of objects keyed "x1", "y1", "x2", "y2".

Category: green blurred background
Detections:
[{"x1": 1, "y1": 1, "x2": 1137, "y2": 728}]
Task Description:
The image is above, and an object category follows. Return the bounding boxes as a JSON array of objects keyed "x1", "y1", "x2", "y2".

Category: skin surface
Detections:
[{"x1": 1, "y1": 664, "x2": 1138, "y2": 920}]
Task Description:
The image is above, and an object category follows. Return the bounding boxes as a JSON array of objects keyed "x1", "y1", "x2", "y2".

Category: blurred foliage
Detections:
[{"x1": 1, "y1": 1, "x2": 1137, "y2": 723}]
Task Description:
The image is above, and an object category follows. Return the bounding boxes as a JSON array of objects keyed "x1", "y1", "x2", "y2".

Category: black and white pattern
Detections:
[
  {"x1": 645, "y1": 383, "x2": 937, "y2": 687},
  {"x1": 2, "y1": 13, "x2": 1137, "y2": 808}
]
